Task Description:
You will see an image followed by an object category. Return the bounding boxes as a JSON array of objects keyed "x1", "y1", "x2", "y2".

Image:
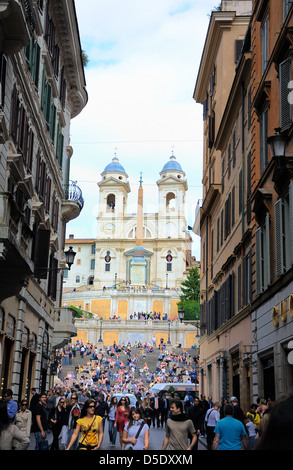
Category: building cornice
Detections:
[{"x1": 50, "y1": 0, "x2": 88, "y2": 118}]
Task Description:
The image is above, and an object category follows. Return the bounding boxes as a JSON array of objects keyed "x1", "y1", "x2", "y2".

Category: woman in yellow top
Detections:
[{"x1": 66, "y1": 399, "x2": 103, "y2": 450}]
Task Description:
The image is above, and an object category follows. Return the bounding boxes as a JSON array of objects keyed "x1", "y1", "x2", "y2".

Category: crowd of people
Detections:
[{"x1": 0, "y1": 339, "x2": 292, "y2": 451}]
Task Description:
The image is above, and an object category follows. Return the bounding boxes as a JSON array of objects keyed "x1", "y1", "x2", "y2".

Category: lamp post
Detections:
[
  {"x1": 267, "y1": 127, "x2": 287, "y2": 158},
  {"x1": 114, "y1": 273, "x2": 117, "y2": 289},
  {"x1": 98, "y1": 317, "x2": 103, "y2": 342},
  {"x1": 167, "y1": 319, "x2": 171, "y2": 344},
  {"x1": 178, "y1": 308, "x2": 185, "y2": 323}
]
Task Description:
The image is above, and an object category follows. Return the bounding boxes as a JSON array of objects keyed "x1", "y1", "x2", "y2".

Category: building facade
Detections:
[
  {"x1": 0, "y1": 0, "x2": 87, "y2": 399},
  {"x1": 195, "y1": 0, "x2": 293, "y2": 406},
  {"x1": 250, "y1": 0, "x2": 293, "y2": 401},
  {"x1": 62, "y1": 155, "x2": 199, "y2": 347},
  {"x1": 193, "y1": 0, "x2": 253, "y2": 409}
]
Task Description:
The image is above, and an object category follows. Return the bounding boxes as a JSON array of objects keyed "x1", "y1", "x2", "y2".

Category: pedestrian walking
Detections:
[
  {"x1": 67, "y1": 393, "x2": 81, "y2": 450},
  {"x1": 150, "y1": 392, "x2": 162, "y2": 428},
  {"x1": 0, "y1": 402, "x2": 29, "y2": 450},
  {"x1": 13, "y1": 399, "x2": 31, "y2": 450},
  {"x1": 108, "y1": 396, "x2": 118, "y2": 446},
  {"x1": 255, "y1": 395, "x2": 293, "y2": 450},
  {"x1": 188, "y1": 396, "x2": 204, "y2": 450},
  {"x1": 95, "y1": 393, "x2": 109, "y2": 430},
  {"x1": 160, "y1": 393, "x2": 169, "y2": 427},
  {"x1": 114, "y1": 397, "x2": 131, "y2": 449},
  {"x1": 161, "y1": 399, "x2": 197, "y2": 451},
  {"x1": 66, "y1": 398, "x2": 103, "y2": 450},
  {"x1": 213, "y1": 404, "x2": 248, "y2": 450},
  {"x1": 245, "y1": 414, "x2": 257, "y2": 449},
  {"x1": 230, "y1": 396, "x2": 245, "y2": 423},
  {"x1": 31, "y1": 392, "x2": 49, "y2": 450},
  {"x1": 48, "y1": 397, "x2": 67, "y2": 450},
  {"x1": 204, "y1": 401, "x2": 220, "y2": 450},
  {"x1": 142, "y1": 396, "x2": 153, "y2": 428},
  {"x1": 122, "y1": 407, "x2": 149, "y2": 450},
  {"x1": 2, "y1": 389, "x2": 18, "y2": 422}
]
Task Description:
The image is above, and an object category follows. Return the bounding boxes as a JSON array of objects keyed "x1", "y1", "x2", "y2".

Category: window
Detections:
[
  {"x1": 166, "y1": 263, "x2": 172, "y2": 272},
  {"x1": 275, "y1": 182, "x2": 293, "y2": 276},
  {"x1": 255, "y1": 214, "x2": 270, "y2": 294},
  {"x1": 107, "y1": 194, "x2": 115, "y2": 211},
  {"x1": 91, "y1": 244, "x2": 95, "y2": 255},
  {"x1": 75, "y1": 275, "x2": 80, "y2": 283},
  {"x1": 260, "y1": 107, "x2": 268, "y2": 172},
  {"x1": 261, "y1": 10, "x2": 269, "y2": 74},
  {"x1": 283, "y1": 0, "x2": 291, "y2": 21},
  {"x1": 25, "y1": 38, "x2": 41, "y2": 90},
  {"x1": 279, "y1": 58, "x2": 292, "y2": 129},
  {"x1": 0, "y1": 53, "x2": 7, "y2": 109},
  {"x1": 90, "y1": 259, "x2": 95, "y2": 270},
  {"x1": 105, "y1": 263, "x2": 110, "y2": 272}
]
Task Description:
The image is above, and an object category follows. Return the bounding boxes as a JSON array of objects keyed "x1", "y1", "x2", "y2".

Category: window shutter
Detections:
[
  {"x1": 255, "y1": 226, "x2": 262, "y2": 294},
  {"x1": 264, "y1": 213, "x2": 270, "y2": 289},
  {"x1": 238, "y1": 264, "x2": 242, "y2": 311},
  {"x1": 280, "y1": 58, "x2": 292, "y2": 129},
  {"x1": 275, "y1": 198, "x2": 284, "y2": 276},
  {"x1": 289, "y1": 181, "x2": 293, "y2": 265},
  {"x1": 33, "y1": 228, "x2": 50, "y2": 279}
]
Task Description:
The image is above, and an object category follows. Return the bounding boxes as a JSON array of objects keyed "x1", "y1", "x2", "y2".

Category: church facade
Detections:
[{"x1": 62, "y1": 155, "x2": 198, "y2": 347}]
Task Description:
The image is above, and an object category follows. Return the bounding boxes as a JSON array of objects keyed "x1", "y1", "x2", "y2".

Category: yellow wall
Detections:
[
  {"x1": 170, "y1": 300, "x2": 179, "y2": 317},
  {"x1": 103, "y1": 331, "x2": 119, "y2": 346},
  {"x1": 118, "y1": 300, "x2": 128, "y2": 319},
  {"x1": 74, "y1": 330, "x2": 88, "y2": 344},
  {"x1": 153, "y1": 301, "x2": 163, "y2": 313},
  {"x1": 154, "y1": 332, "x2": 168, "y2": 346},
  {"x1": 91, "y1": 299, "x2": 111, "y2": 318},
  {"x1": 186, "y1": 333, "x2": 197, "y2": 349}
]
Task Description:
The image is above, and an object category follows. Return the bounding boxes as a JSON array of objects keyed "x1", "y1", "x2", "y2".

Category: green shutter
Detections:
[
  {"x1": 255, "y1": 226, "x2": 262, "y2": 294},
  {"x1": 275, "y1": 198, "x2": 284, "y2": 276}
]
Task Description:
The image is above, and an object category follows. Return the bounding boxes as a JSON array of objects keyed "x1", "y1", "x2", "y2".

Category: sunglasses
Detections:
[{"x1": 88, "y1": 405, "x2": 95, "y2": 408}]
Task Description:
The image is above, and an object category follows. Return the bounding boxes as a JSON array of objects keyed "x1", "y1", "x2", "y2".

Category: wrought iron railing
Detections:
[{"x1": 63, "y1": 180, "x2": 84, "y2": 209}]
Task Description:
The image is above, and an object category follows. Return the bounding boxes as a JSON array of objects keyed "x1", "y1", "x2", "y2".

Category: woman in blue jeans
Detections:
[{"x1": 108, "y1": 396, "x2": 118, "y2": 446}]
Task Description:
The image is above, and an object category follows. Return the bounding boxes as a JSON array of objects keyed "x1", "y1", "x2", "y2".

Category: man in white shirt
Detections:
[{"x1": 205, "y1": 401, "x2": 220, "y2": 450}]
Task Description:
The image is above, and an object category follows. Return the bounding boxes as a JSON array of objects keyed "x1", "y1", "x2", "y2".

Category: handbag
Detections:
[
  {"x1": 126, "y1": 420, "x2": 145, "y2": 450},
  {"x1": 77, "y1": 415, "x2": 97, "y2": 450}
]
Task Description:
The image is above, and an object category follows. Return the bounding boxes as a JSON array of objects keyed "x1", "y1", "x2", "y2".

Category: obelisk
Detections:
[{"x1": 130, "y1": 173, "x2": 147, "y2": 285}]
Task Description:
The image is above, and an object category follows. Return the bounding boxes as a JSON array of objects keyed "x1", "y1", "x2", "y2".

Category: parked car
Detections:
[{"x1": 112, "y1": 392, "x2": 137, "y2": 406}]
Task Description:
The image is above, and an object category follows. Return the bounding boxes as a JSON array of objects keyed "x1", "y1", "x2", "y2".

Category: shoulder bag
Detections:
[
  {"x1": 126, "y1": 421, "x2": 145, "y2": 450},
  {"x1": 77, "y1": 415, "x2": 97, "y2": 450}
]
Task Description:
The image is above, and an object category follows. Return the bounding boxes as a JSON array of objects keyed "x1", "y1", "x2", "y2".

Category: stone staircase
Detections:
[{"x1": 59, "y1": 346, "x2": 196, "y2": 383}]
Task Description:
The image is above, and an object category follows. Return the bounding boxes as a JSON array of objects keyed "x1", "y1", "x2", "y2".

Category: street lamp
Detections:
[
  {"x1": 64, "y1": 246, "x2": 76, "y2": 270},
  {"x1": 167, "y1": 319, "x2": 171, "y2": 344},
  {"x1": 178, "y1": 308, "x2": 185, "y2": 323},
  {"x1": 98, "y1": 317, "x2": 103, "y2": 342},
  {"x1": 267, "y1": 127, "x2": 287, "y2": 158}
]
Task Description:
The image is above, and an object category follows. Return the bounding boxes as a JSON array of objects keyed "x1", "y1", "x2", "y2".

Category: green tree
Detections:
[{"x1": 178, "y1": 266, "x2": 200, "y2": 320}]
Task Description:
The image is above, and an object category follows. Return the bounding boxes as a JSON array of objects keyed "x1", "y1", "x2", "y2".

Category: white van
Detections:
[{"x1": 145, "y1": 382, "x2": 198, "y2": 400}]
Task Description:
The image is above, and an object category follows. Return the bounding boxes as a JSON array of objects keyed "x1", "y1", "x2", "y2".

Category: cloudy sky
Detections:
[{"x1": 67, "y1": 0, "x2": 218, "y2": 259}]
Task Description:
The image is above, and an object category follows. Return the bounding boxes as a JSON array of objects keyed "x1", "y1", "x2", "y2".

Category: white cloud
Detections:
[{"x1": 68, "y1": 0, "x2": 217, "y2": 258}]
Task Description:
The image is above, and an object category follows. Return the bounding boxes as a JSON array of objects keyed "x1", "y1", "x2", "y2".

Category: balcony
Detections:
[
  {"x1": 52, "y1": 307, "x2": 77, "y2": 349},
  {"x1": 61, "y1": 181, "x2": 84, "y2": 223},
  {"x1": 0, "y1": 192, "x2": 34, "y2": 302},
  {"x1": 0, "y1": 0, "x2": 32, "y2": 55}
]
